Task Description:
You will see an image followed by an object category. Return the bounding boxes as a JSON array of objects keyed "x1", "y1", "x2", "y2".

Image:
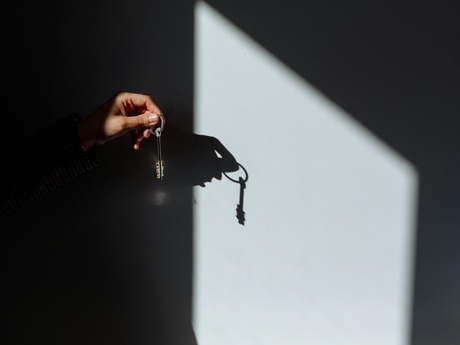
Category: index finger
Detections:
[{"x1": 120, "y1": 92, "x2": 163, "y2": 115}]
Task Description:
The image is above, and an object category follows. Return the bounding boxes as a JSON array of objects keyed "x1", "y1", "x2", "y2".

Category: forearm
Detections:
[{"x1": 0, "y1": 114, "x2": 98, "y2": 220}]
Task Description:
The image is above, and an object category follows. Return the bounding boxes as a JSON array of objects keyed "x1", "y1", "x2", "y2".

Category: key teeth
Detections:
[
  {"x1": 236, "y1": 204, "x2": 245, "y2": 225},
  {"x1": 155, "y1": 160, "x2": 164, "y2": 180}
]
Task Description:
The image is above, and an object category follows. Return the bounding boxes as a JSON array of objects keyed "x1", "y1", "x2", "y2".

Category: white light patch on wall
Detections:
[{"x1": 193, "y1": 2, "x2": 418, "y2": 345}]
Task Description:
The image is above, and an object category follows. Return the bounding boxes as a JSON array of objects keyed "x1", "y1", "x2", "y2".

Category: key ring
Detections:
[
  {"x1": 150, "y1": 113, "x2": 166, "y2": 137},
  {"x1": 223, "y1": 163, "x2": 248, "y2": 183}
]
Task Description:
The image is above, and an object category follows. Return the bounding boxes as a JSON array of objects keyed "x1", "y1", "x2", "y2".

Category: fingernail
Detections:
[{"x1": 148, "y1": 113, "x2": 159, "y2": 123}]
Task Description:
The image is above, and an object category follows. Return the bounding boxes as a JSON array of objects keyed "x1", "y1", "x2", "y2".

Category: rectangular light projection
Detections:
[{"x1": 193, "y1": 2, "x2": 418, "y2": 344}]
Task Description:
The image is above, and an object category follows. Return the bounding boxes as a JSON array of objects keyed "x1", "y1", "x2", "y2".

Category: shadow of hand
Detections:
[{"x1": 161, "y1": 126, "x2": 239, "y2": 187}]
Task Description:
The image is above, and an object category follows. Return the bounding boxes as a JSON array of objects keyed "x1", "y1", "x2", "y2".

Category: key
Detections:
[
  {"x1": 236, "y1": 176, "x2": 246, "y2": 225},
  {"x1": 223, "y1": 163, "x2": 248, "y2": 226},
  {"x1": 152, "y1": 114, "x2": 165, "y2": 180},
  {"x1": 155, "y1": 132, "x2": 164, "y2": 180}
]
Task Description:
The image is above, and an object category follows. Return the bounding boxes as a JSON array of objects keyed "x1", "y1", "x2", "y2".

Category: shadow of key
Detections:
[{"x1": 224, "y1": 163, "x2": 249, "y2": 226}]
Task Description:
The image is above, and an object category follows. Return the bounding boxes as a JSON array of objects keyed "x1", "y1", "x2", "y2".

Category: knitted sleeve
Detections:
[{"x1": 0, "y1": 113, "x2": 98, "y2": 220}]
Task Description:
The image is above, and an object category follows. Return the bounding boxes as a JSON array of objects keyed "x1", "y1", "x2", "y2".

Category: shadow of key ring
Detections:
[
  {"x1": 223, "y1": 163, "x2": 248, "y2": 183},
  {"x1": 150, "y1": 114, "x2": 166, "y2": 137}
]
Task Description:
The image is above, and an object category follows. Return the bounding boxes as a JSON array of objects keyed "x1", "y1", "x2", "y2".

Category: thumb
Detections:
[{"x1": 123, "y1": 111, "x2": 160, "y2": 130}]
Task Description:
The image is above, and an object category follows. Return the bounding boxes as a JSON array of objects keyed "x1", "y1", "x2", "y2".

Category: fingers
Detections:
[
  {"x1": 123, "y1": 111, "x2": 159, "y2": 130},
  {"x1": 130, "y1": 130, "x2": 140, "y2": 150},
  {"x1": 210, "y1": 137, "x2": 239, "y2": 172},
  {"x1": 130, "y1": 124, "x2": 155, "y2": 150},
  {"x1": 117, "y1": 91, "x2": 163, "y2": 115},
  {"x1": 110, "y1": 91, "x2": 163, "y2": 149},
  {"x1": 143, "y1": 128, "x2": 151, "y2": 138}
]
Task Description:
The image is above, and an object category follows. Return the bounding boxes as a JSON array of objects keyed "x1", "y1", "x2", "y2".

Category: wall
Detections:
[
  {"x1": 2, "y1": 1, "x2": 197, "y2": 344},
  {"x1": 1, "y1": 1, "x2": 459, "y2": 344}
]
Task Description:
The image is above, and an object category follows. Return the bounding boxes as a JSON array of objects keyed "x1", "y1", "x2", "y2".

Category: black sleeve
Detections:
[{"x1": 0, "y1": 113, "x2": 98, "y2": 220}]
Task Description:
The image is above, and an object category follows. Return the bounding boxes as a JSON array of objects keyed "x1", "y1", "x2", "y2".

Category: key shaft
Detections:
[
  {"x1": 155, "y1": 132, "x2": 164, "y2": 180},
  {"x1": 236, "y1": 176, "x2": 246, "y2": 225}
]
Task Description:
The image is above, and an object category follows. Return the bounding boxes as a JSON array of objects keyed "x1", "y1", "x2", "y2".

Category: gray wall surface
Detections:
[
  {"x1": 2, "y1": 1, "x2": 197, "y2": 344},
  {"x1": 1, "y1": 1, "x2": 459, "y2": 344}
]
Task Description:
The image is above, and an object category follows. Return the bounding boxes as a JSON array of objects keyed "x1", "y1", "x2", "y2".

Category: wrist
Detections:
[{"x1": 77, "y1": 117, "x2": 96, "y2": 149}]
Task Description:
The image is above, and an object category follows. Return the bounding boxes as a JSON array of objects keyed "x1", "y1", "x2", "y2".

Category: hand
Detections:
[{"x1": 77, "y1": 91, "x2": 163, "y2": 150}]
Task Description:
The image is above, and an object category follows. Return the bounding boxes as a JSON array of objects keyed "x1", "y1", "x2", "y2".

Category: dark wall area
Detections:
[
  {"x1": 1, "y1": 1, "x2": 459, "y2": 344},
  {"x1": 2, "y1": 1, "x2": 197, "y2": 344}
]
